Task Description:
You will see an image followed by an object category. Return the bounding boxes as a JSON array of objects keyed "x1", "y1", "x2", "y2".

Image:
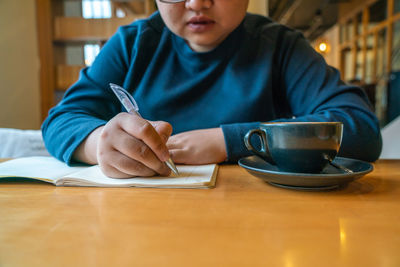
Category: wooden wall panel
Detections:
[
  {"x1": 36, "y1": 0, "x2": 55, "y2": 121},
  {"x1": 56, "y1": 65, "x2": 85, "y2": 91},
  {"x1": 53, "y1": 16, "x2": 144, "y2": 41}
]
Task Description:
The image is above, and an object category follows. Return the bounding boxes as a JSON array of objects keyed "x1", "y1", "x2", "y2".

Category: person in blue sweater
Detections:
[{"x1": 42, "y1": 0, "x2": 382, "y2": 178}]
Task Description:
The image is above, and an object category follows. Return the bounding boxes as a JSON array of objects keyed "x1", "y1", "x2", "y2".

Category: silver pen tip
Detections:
[{"x1": 165, "y1": 158, "x2": 179, "y2": 176}]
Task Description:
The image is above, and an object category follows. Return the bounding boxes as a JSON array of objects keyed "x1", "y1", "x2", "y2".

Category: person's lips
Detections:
[{"x1": 187, "y1": 16, "x2": 215, "y2": 32}]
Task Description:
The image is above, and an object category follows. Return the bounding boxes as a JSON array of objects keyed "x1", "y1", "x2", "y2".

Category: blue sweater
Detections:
[{"x1": 42, "y1": 12, "x2": 382, "y2": 164}]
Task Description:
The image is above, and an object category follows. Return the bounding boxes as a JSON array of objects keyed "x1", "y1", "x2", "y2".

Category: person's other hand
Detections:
[
  {"x1": 167, "y1": 128, "x2": 227, "y2": 164},
  {"x1": 94, "y1": 113, "x2": 172, "y2": 178}
]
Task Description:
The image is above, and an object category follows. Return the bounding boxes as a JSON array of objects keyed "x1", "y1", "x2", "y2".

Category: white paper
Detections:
[{"x1": 0, "y1": 156, "x2": 217, "y2": 188}]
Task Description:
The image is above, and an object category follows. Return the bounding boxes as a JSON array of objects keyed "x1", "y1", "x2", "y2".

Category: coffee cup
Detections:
[{"x1": 244, "y1": 122, "x2": 343, "y2": 173}]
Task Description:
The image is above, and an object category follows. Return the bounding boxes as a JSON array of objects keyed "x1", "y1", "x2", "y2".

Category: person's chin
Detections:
[{"x1": 187, "y1": 39, "x2": 219, "y2": 52}]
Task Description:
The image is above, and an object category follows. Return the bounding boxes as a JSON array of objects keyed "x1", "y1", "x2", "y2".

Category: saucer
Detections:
[{"x1": 238, "y1": 155, "x2": 373, "y2": 190}]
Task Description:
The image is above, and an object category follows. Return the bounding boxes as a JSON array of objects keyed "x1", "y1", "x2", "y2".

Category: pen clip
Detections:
[{"x1": 109, "y1": 83, "x2": 140, "y2": 115}]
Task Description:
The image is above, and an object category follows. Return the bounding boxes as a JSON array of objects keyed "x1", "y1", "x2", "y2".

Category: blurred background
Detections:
[{"x1": 0, "y1": 0, "x2": 399, "y2": 130}]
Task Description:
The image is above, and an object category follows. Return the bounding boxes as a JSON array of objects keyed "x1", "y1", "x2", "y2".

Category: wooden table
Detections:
[{"x1": 1, "y1": 160, "x2": 399, "y2": 267}]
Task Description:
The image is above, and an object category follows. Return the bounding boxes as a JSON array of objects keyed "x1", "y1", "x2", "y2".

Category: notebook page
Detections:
[
  {"x1": 0, "y1": 156, "x2": 87, "y2": 182},
  {"x1": 59, "y1": 164, "x2": 218, "y2": 188}
]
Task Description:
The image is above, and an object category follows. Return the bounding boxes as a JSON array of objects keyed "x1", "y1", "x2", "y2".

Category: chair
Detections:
[
  {"x1": 380, "y1": 116, "x2": 400, "y2": 159},
  {"x1": 0, "y1": 128, "x2": 50, "y2": 158}
]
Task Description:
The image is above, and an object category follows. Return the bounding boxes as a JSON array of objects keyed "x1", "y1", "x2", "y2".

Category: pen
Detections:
[{"x1": 109, "y1": 83, "x2": 179, "y2": 176}]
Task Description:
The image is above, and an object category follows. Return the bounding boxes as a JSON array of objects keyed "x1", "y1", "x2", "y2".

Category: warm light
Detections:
[
  {"x1": 339, "y1": 219, "x2": 347, "y2": 253},
  {"x1": 315, "y1": 40, "x2": 330, "y2": 54},
  {"x1": 319, "y1": 42, "x2": 328, "y2": 52},
  {"x1": 283, "y1": 251, "x2": 294, "y2": 267},
  {"x1": 340, "y1": 228, "x2": 346, "y2": 243}
]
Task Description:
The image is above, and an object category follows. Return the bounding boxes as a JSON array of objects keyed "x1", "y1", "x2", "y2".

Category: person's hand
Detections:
[
  {"x1": 74, "y1": 113, "x2": 172, "y2": 178},
  {"x1": 167, "y1": 128, "x2": 227, "y2": 164}
]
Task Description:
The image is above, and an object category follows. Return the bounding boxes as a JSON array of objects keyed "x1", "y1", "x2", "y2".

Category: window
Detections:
[
  {"x1": 365, "y1": 35, "x2": 374, "y2": 84},
  {"x1": 116, "y1": 8, "x2": 126, "y2": 18},
  {"x1": 82, "y1": 0, "x2": 112, "y2": 19},
  {"x1": 368, "y1": 0, "x2": 387, "y2": 30},
  {"x1": 356, "y1": 12, "x2": 363, "y2": 36},
  {"x1": 84, "y1": 44, "x2": 101, "y2": 66},
  {"x1": 395, "y1": 0, "x2": 400, "y2": 14},
  {"x1": 343, "y1": 49, "x2": 353, "y2": 81},
  {"x1": 80, "y1": 1, "x2": 112, "y2": 65},
  {"x1": 345, "y1": 20, "x2": 353, "y2": 42},
  {"x1": 355, "y1": 39, "x2": 363, "y2": 80},
  {"x1": 393, "y1": 21, "x2": 400, "y2": 71},
  {"x1": 376, "y1": 29, "x2": 387, "y2": 79},
  {"x1": 340, "y1": 24, "x2": 346, "y2": 44}
]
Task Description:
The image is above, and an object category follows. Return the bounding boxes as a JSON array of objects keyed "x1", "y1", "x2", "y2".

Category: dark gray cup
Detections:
[{"x1": 244, "y1": 122, "x2": 343, "y2": 173}]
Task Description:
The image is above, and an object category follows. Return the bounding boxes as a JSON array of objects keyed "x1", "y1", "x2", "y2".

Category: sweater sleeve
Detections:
[
  {"x1": 220, "y1": 122, "x2": 260, "y2": 163},
  {"x1": 276, "y1": 31, "x2": 382, "y2": 162},
  {"x1": 41, "y1": 25, "x2": 137, "y2": 165},
  {"x1": 221, "y1": 30, "x2": 382, "y2": 163}
]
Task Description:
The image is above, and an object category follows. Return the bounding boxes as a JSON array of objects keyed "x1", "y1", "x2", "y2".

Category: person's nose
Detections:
[{"x1": 185, "y1": 0, "x2": 213, "y2": 11}]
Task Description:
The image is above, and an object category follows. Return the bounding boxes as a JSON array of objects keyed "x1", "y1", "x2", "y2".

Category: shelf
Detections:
[{"x1": 53, "y1": 16, "x2": 145, "y2": 41}]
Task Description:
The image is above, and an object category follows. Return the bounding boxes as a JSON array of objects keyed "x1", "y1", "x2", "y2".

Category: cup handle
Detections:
[{"x1": 244, "y1": 129, "x2": 275, "y2": 164}]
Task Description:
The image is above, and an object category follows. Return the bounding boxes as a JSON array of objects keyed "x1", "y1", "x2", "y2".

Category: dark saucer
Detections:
[
  {"x1": 268, "y1": 182, "x2": 341, "y2": 191},
  {"x1": 238, "y1": 155, "x2": 373, "y2": 190}
]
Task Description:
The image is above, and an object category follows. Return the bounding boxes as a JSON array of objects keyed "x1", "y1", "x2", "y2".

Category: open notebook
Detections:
[{"x1": 0, "y1": 157, "x2": 218, "y2": 188}]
